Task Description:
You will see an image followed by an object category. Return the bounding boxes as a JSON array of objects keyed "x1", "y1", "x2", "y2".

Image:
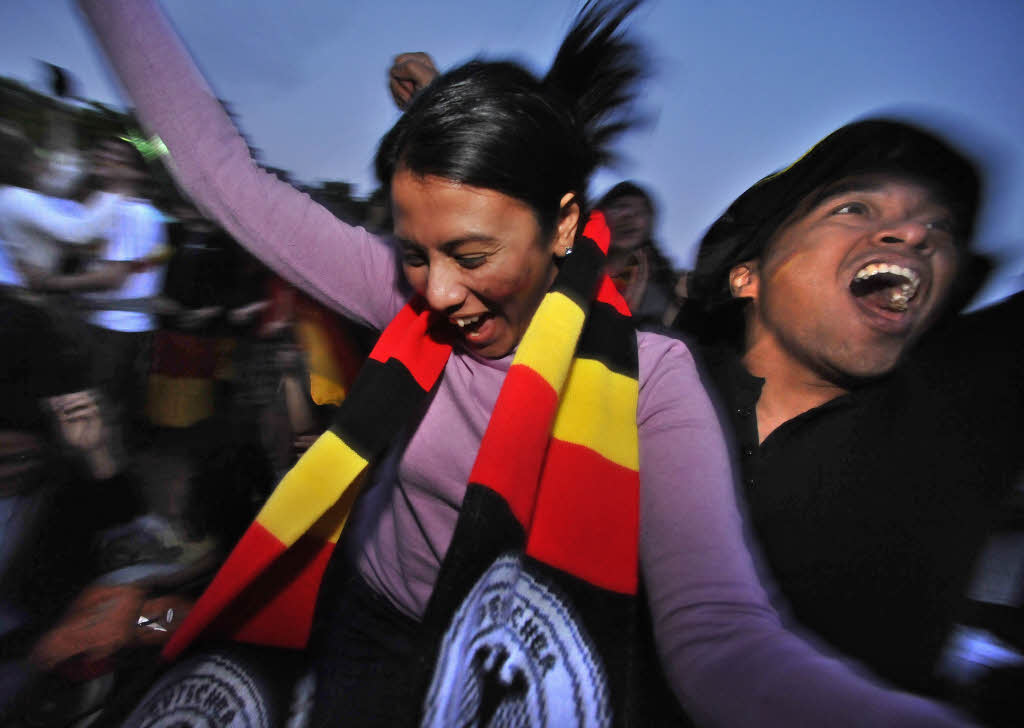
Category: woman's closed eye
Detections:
[
  {"x1": 456, "y1": 254, "x2": 488, "y2": 269},
  {"x1": 401, "y1": 248, "x2": 427, "y2": 267}
]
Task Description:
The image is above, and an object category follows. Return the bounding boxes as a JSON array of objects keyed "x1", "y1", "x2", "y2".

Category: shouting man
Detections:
[{"x1": 681, "y1": 119, "x2": 1023, "y2": 719}]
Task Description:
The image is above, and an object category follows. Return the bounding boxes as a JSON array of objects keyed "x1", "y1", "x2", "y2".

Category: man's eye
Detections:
[
  {"x1": 457, "y1": 255, "x2": 487, "y2": 269},
  {"x1": 832, "y1": 202, "x2": 867, "y2": 215},
  {"x1": 925, "y1": 218, "x2": 954, "y2": 234}
]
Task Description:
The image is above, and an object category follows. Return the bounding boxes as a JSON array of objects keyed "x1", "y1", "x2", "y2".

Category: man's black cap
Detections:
[{"x1": 689, "y1": 118, "x2": 982, "y2": 311}]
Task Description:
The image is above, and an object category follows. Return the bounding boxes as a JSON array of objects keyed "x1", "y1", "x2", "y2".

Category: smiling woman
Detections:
[
  {"x1": 391, "y1": 171, "x2": 573, "y2": 357},
  {"x1": 79, "y1": 0, "x2": 975, "y2": 725}
]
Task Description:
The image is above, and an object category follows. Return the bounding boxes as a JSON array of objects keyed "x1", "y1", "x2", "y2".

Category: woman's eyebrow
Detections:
[
  {"x1": 396, "y1": 235, "x2": 497, "y2": 252},
  {"x1": 439, "y1": 235, "x2": 499, "y2": 252}
]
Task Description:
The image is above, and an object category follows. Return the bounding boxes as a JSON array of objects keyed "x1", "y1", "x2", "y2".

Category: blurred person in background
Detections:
[
  {"x1": 18, "y1": 134, "x2": 172, "y2": 449},
  {"x1": 0, "y1": 122, "x2": 121, "y2": 293},
  {"x1": 0, "y1": 285, "x2": 224, "y2": 726},
  {"x1": 0, "y1": 290, "x2": 139, "y2": 718},
  {"x1": 597, "y1": 180, "x2": 681, "y2": 329},
  {"x1": 81, "y1": 136, "x2": 169, "y2": 442}
]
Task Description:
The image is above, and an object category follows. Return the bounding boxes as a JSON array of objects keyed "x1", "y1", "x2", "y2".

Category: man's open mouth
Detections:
[{"x1": 849, "y1": 262, "x2": 921, "y2": 313}]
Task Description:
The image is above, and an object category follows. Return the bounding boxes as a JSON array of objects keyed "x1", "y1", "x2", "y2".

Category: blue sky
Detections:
[{"x1": 3, "y1": 0, "x2": 1023, "y2": 302}]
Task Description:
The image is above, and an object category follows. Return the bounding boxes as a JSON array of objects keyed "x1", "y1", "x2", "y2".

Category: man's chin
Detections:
[{"x1": 823, "y1": 352, "x2": 906, "y2": 389}]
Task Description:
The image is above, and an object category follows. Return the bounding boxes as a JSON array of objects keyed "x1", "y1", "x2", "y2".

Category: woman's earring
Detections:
[{"x1": 563, "y1": 246, "x2": 573, "y2": 256}]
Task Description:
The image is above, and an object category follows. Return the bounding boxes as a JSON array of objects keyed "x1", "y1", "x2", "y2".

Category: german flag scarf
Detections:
[{"x1": 163, "y1": 212, "x2": 650, "y2": 725}]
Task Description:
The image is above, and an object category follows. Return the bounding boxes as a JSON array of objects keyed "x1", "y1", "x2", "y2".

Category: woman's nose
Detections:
[{"x1": 425, "y1": 263, "x2": 466, "y2": 313}]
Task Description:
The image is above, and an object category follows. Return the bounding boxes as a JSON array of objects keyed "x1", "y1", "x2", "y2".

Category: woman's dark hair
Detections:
[{"x1": 374, "y1": 0, "x2": 646, "y2": 236}]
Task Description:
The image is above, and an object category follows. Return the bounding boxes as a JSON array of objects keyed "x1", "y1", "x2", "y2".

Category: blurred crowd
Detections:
[{"x1": 0, "y1": 88, "x2": 389, "y2": 724}]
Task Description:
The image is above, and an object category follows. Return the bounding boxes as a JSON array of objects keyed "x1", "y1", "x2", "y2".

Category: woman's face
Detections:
[{"x1": 391, "y1": 169, "x2": 578, "y2": 358}]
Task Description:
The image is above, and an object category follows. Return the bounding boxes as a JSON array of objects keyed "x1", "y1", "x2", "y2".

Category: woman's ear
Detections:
[
  {"x1": 728, "y1": 261, "x2": 760, "y2": 301},
  {"x1": 553, "y1": 192, "x2": 581, "y2": 258}
]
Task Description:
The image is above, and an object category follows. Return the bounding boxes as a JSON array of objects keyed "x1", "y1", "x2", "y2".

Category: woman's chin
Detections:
[{"x1": 461, "y1": 318, "x2": 514, "y2": 358}]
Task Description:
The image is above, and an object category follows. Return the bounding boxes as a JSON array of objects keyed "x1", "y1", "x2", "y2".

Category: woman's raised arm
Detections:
[{"x1": 77, "y1": 0, "x2": 405, "y2": 330}]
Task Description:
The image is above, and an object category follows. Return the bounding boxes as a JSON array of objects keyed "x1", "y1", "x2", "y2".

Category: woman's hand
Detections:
[{"x1": 388, "y1": 52, "x2": 439, "y2": 110}]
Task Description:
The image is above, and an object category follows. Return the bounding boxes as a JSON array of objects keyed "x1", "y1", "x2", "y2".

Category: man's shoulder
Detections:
[
  {"x1": 912, "y1": 290, "x2": 1024, "y2": 365},
  {"x1": 958, "y1": 289, "x2": 1024, "y2": 332}
]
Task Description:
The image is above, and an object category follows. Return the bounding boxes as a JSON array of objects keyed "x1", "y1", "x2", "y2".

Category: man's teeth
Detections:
[
  {"x1": 854, "y1": 262, "x2": 920, "y2": 288},
  {"x1": 452, "y1": 315, "x2": 482, "y2": 328},
  {"x1": 853, "y1": 262, "x2": 921, "y2": 311}
]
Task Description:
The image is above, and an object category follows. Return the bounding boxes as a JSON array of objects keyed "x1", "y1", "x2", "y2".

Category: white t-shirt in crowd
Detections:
[
  {"x1": 87, "y1": 198, "x2": 167, "y2": 332},
  {"x1": 0, "y1": 186, "x2": 119, "y2": 278}
]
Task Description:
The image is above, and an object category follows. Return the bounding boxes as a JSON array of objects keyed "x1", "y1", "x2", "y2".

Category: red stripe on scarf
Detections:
[
  {"x1": 368, "y1": 302, "x2": 451, "y2": 390},
  {"x1": 162, "y1": 522, "x2": 286, "y2": 659},
  {"x1": 596, "y1": 276, "x2": 632, "y2": 317},
  {"x1": 582, "y1": 211, "x2": 611, "y2": 254},
  {"x1": 527, "y1": 439, "x2": 639, "y2": 594},
  {"x1": 582, "y1": 210, "x2": 632, "y2": 316},
  {"x1": 469, "y1": 364, "x2": 558, "y2": 528},
  {"x1": 225, "y1": 534, "x2": 336, "y2": 649}
]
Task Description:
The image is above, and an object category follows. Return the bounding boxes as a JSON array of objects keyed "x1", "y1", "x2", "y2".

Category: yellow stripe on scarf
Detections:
[
  {"x1": 256, "y1": 430, "x2": 369, "y2": 546},
  {"x1": 514, "y1": 291, "x2": 586, "y2": 391},
  {"x1": 552, "y1": 358, "x2": 639, "y2": 470}
]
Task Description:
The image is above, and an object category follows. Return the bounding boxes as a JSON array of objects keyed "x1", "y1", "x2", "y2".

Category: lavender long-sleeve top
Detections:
[{"x1": 77, "y1": 2, "x2": 973, "y2": 725}]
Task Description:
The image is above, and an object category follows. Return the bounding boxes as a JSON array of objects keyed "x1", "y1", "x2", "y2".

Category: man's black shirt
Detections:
[{"x1": 692, "y1": 292, "x2": 1024, "y2": 695}]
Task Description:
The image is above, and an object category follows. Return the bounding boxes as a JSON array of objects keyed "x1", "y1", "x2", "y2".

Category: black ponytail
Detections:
[
  {"x1": 544, "y1": 0, "x2": 645, "y2": 180},
  {"x1": 374, "y1": 0, "x2": 647, "y2": 236}
]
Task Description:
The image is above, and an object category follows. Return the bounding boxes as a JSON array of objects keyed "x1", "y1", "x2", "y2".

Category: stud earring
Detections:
[{"x1": 563, "y1": 246, "x2": 573, "y2": 256}]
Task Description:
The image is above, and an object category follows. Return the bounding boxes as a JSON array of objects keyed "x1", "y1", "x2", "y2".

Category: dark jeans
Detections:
[{"x1": 310, "y1": 572, "x2": 422, "y2": 727}]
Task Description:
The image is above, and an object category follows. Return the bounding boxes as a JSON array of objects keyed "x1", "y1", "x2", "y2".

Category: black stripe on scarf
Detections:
[
  {"x1": 329, "y1": 357, "x2": 434, "y2": 459},
  {"x1": 577, "y1": 301, "x2": 640, "y2": 378}
]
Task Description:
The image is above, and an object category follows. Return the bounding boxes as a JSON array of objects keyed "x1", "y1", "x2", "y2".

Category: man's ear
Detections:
[
  {"x1": 553, "y1": 192, "x2": 581, "y2": 258},
  {"x1": 728, "y1": 261, "x2": 760, "y2": 301}
]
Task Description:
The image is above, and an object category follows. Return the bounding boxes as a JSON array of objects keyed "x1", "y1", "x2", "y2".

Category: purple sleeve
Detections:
[
  {"x1": 636, "y1": 334, "x2": 974, "y2": 727},
  {"x1": 77, "y1": 0, "x2": 404, "y2": 330}
]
